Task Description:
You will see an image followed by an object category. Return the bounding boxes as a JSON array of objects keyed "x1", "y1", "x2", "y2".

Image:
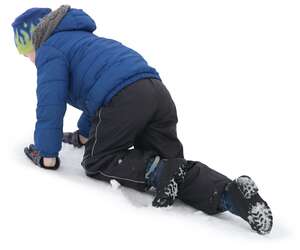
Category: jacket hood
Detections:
[
  {"x1": 53, "y1": 8, "x2": 97, "y2": 34},
  {"x1": 33, "y1": 6, "x2": 97, "y2": 49}
]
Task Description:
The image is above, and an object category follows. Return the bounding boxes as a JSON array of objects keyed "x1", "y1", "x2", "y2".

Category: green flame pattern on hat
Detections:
[
  {"x1": 14, "y1": 22, "x2": 37, "y2": 55},
  {"x1": 12, "y1": 7, "x2": 52, "y2": 55}
]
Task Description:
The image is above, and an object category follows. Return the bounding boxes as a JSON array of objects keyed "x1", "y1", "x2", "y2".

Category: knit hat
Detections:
[{"x1": 12, "y1": 8, "x2": 51, "y2": 55}]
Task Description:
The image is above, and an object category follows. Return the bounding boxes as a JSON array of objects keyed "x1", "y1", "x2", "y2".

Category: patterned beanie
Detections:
[{"x1": 12, "y1": 8, "x2": 51, "y2": 55}]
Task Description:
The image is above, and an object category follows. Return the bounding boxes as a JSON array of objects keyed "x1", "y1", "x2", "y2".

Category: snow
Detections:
[
  {"x1": 0, "y1": 0, "x2": 299, "y2": 249},
  {"x1": 110, "y1": 179, "x2": 121, "y2": 190}
]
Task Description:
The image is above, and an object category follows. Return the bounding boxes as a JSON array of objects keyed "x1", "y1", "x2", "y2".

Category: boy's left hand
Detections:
[
  {"x1": 24, "y1": 144, "x2": 60, "y2": 170},
  {"x1": 63, "y1": 130, "x2": 86, "y2": 147}
]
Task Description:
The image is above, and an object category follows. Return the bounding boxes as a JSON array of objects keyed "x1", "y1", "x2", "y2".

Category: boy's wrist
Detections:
[
  {"x1": 79, "y1": 134, "x2": 88, "y2": 145},
  {"x1": 43, "y1": 157, "x2": 57, "y2": 167}
]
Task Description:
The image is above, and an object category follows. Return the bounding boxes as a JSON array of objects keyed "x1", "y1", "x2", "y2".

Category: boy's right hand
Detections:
[{"x1": 62, "y1": 130, "x2": 87, "y2": 148}]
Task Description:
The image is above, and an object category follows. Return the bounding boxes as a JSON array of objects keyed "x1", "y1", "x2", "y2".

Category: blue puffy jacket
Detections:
[{"x1": 34, "y1": 8, "x2": 160, "y2": 157}]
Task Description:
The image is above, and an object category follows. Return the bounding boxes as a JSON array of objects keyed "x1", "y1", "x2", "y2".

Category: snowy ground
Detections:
[{"x1": 1, "y1": 1, "x2": 299, "y2": 249}]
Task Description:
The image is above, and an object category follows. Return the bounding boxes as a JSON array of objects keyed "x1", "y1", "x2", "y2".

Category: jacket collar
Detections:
[{"x1": 32, "y1": 5, "x2": 70, "y2": 50}]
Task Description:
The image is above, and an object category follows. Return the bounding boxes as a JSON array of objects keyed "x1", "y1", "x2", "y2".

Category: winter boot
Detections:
[
  {"x1": 223, "y1": 175, "x2": 273, "y2": 234},
  {"x1": 151, "y1": 158, "x2": 187, "y2": 207}
]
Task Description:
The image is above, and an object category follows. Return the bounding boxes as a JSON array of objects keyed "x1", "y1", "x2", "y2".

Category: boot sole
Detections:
[{"x1": 235, "y1": 176, "x2": 273, "y2": 235}]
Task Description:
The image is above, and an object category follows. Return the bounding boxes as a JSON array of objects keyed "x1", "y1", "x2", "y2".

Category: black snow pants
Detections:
[{"x1": 81, "y1": 78, "x2": 231, "y2": 215}]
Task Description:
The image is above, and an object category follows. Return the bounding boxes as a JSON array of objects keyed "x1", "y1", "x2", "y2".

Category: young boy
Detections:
[{"x1": 13, "y1": 5, "x2": 273, "y2": 234}]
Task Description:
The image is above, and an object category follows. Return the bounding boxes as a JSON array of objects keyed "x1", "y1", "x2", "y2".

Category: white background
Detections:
[{"x1": 0, "y1": 0, "x2": 299, "y2": 249}]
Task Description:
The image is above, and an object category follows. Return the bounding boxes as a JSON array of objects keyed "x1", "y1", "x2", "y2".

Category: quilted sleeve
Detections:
[
  {"x1": 34, "y1": 45, "x2": 69, "y2": 157},
  {"x1": 77, "y1": 112, "x2": 91, "y2": 138}
]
